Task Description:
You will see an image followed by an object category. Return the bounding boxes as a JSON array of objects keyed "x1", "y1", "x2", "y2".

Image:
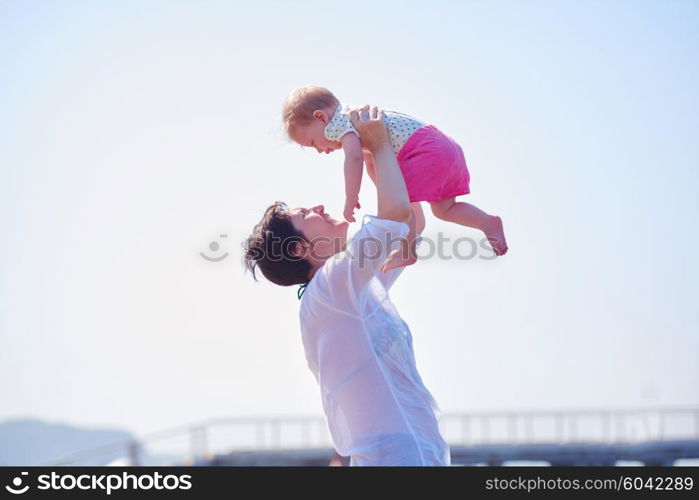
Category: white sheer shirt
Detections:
[{"x1": 299, "y1": 215, "x2": 450, "y2": 466}]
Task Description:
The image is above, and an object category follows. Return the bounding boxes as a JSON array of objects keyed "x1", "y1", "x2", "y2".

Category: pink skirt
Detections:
[{"x1": 396, "y1": 125, "x2": 470, "y2": 203}]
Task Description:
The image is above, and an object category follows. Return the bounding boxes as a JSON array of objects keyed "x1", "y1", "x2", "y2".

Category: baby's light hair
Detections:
[{"x1": 282, "y1": 86, "x2": 339, "y2": 137}]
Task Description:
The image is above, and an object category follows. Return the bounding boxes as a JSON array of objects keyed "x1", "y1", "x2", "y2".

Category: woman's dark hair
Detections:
[{"x1": 242, "y1": 201, "x2": 311, "y2": 286}]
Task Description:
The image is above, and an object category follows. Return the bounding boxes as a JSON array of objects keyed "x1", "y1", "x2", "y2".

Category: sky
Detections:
[{"x1": 1, "y1": 0, "x2": 698, "y2": 450}]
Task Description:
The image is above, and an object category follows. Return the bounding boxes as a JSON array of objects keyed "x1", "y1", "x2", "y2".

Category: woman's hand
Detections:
[
  {"x1": 349, "y1": 105, "x2": 391, "y2": 154},
  {"x1": 351, "y1": 105, "x2": 411, "y2": 224}
]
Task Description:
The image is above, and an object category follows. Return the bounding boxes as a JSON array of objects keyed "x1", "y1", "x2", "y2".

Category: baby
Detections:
[{"x1": 282, "y1": 86, "x2": 507, "y2": 272}]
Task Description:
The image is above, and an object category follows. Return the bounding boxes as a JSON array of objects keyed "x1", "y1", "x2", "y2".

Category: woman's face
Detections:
[{"x1": 289, "y1": 205, "x2": 349, "y2": 261}]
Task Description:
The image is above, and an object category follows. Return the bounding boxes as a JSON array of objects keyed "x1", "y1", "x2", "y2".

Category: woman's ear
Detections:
[
  {"x1": 313, "y1": 110, "x2": 328, "y2": 123},
  {"x1": 290, "y1": 240, "x2": 308, "y2": 259}
]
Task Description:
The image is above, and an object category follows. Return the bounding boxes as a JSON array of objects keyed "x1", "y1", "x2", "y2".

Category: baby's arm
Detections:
[{"x1": 342, "y1": 132, "x2": 365, "y2": 222}]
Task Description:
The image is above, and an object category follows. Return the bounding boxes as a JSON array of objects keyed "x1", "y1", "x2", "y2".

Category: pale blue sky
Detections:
[{"x1": 1, "y1": 0, "x2": 697, "y2": 439}]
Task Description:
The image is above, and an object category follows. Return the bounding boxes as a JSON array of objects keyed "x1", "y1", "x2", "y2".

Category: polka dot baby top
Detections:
[{"x1": 324, "y1": 104, "x2": 425, "y2": 155}]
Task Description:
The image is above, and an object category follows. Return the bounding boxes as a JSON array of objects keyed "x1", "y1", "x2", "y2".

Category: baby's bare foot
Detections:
[
  {"x1": 483, "y1": 215, "x2": 508, "y2": 256},
  {"x1": 379, "y1": 247, "x2": 418, "y2": 273}
]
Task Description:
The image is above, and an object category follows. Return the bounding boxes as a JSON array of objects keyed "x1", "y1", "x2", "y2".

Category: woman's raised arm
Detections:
[{"x1": 349, "y1": 106, "x2": 411, "y2": 224}]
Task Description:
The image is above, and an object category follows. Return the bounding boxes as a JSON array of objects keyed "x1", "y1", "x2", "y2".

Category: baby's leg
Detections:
[
  {"x1": 412, "y1": 201, "x2": 426, "y2": 235},
  {"x1": 430, "y1": 197, "x2": 508, "y2": 256},
  {"x1": 379, "y1": 203, "x2": 422, "y2": 273}
]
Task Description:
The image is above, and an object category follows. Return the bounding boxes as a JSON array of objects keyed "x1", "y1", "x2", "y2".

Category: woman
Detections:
[{"x1": 243, "y1": 106, "x2": 450, "y2": 466}]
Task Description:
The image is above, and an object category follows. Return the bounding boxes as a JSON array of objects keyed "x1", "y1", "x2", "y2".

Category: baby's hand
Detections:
[{"x1": 343, "y1": 197, "x2": 361, "y2": 223}]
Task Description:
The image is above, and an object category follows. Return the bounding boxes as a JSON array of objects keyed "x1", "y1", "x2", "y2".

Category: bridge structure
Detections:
[{"x1": 51, "y1": 406, "x2": 699, "y2": 466}]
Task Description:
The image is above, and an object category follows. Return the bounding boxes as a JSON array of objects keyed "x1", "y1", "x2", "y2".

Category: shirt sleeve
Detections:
[
  {"x1": 345, "y1": 215, "x2": 409, "y2": 292},
  {"x1": 376, "y1": 266, "x2": 406, "y2": 291},
  {"x1": 324, "y1": 107, "x2": 359, "y2": 142}
]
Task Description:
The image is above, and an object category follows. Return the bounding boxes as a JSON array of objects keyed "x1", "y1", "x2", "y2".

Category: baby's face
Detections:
[{"x1": 292, "y1": 119, "x2": 342, "y2": 154}]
